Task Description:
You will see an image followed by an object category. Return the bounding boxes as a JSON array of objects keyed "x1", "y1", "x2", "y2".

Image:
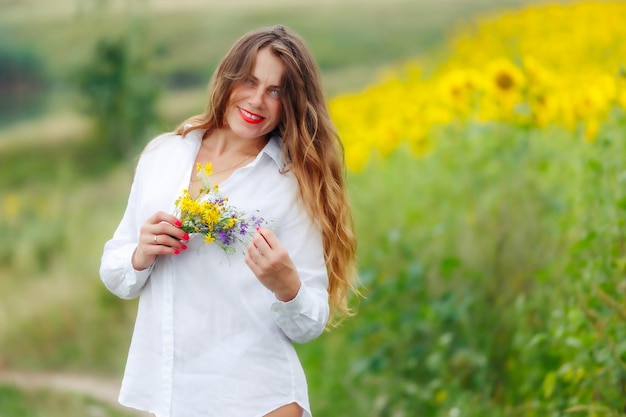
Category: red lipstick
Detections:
[{"x1": 239, "y1": 107, "x2": 265, "y2": 124}]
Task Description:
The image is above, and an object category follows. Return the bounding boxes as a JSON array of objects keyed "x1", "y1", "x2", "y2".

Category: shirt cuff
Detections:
[
  {"x1": 112, "y1": 244, "x2": 154, "y2": 299},
  {"x1": 270, "y1": 284, "x2": 327, "y2": 343},
  {"x1": 271, "y1": 283, "x2": 308, "y2": 315},
  {"x1": 127, "y1": 260, "x2": 154, "y2": 286}
]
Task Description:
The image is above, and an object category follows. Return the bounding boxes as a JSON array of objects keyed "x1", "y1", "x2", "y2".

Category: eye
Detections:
[
  {"x1": 268, "y1": 88, "x2": 281, "y2": 98},
  {"x1": 244, "y1": 77, "x2": 255, "y2": 86}
]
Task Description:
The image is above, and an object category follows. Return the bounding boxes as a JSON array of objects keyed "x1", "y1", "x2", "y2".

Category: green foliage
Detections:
[
  {"x1": 76, "y1": 35, "x2": 160, "y2": 159},
  {"x1": 298, "y1": 116, "x2": 626, "y2": 417}
]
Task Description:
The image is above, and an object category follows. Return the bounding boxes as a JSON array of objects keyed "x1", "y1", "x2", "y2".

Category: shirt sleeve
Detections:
[
  {"x1": 270, "y1": 283, "x2": 328, "y2": 343},
  {"x1": 269, "y1": 201, "x2": 330, "y2": 344},
  {"x1": 99, "y1": 160, "x2": 153, "y2": 300}
]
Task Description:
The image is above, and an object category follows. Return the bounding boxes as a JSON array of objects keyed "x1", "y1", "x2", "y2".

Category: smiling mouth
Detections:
[{"x1": 239, "y1": 108, "x2": 265, "y2": 124}]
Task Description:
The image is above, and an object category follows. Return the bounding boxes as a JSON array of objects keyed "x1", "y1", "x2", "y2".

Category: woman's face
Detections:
[{"x1": 225, "y1": 48, "x2": 285, "y2": 141}]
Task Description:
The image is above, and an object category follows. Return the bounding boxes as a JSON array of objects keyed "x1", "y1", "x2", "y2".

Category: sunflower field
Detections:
[
  {"x1": 310, "y1": 1, "x2": 626, "y2": 416},
  {"x1": 331, "y1": 1, "x2": 626, "y2": 171}
]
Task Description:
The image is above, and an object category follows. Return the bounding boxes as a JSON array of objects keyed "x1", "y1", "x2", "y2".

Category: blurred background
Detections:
[{"x1": 1, "y1": 0, "x2": 625, "y2": 416}]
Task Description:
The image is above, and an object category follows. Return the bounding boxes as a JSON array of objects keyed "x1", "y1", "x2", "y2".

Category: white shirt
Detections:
[{"x1": 99, "y1": 130, "x2": 329, "y2": 417}]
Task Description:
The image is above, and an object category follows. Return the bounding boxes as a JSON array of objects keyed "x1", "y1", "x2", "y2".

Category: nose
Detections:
[{"x1": 248, "y1": 86, "x2": 264, "y2": 108}]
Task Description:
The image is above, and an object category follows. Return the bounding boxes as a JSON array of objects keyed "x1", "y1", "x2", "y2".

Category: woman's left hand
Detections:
[{"x1": 245, "y1": 227, "x2": 301, "y2": 302}]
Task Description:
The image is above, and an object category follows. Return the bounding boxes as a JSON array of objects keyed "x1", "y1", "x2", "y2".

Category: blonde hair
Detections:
[{"x1": 175, "y1": 25, "x2": 358, "y2": 326}]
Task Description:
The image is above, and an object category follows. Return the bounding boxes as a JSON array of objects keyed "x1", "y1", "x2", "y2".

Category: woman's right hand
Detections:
[{"x1": 132, "y1": 211, "x2": 189, "y2": 271}]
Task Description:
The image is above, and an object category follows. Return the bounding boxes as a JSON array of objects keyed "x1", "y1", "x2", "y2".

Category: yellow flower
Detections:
[
  {"x1": 485, "y1": 58, "x2": 526, "y2": 108},
  {"x1": 197, "y1": 162, "x2": 213, "y2": 176},
  {"x1": 434, "y1": 390, "x2": 447, "y2": 404},
  {"x1": 201, "y1": 203, "x2": 220, "y2": 225},
  {"x1": 438, "y1": 68, "x2": 483, "y2": 117},
  {"x1": 344, "y1": 143, "x2": 371, "y2": 172},
  {"x1": 2, "y1": 193, "x2": 20, "y2": 220}
]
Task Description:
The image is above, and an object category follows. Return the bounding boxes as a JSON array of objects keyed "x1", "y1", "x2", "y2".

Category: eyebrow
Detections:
[{"x1": 247, "y1": 74, "x2": 282, "y2": 89}]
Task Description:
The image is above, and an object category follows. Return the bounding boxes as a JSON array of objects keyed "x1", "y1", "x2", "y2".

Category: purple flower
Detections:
[{"x1": 217, "y1": 231, "x2": 230, "y2": 245}]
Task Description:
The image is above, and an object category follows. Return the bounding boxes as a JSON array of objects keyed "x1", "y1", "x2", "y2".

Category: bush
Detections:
[
  {"x1": 0, "y1": 27, "x2": 48, "y2": 125},
  {"x1": 76, "y1": 36, "x2": 160, "y2": 160}
]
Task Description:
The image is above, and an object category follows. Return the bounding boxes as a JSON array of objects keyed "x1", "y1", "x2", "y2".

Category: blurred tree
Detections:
[
  {"x1": 76, "y1": 36, "x2": 160, "y2": 159},
  {"x1": 0, "y1": 27, "x2": 48, "y2": 126}
]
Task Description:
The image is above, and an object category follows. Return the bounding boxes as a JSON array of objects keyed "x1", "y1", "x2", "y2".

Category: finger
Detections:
[
  {"x1": 153, "y1": 221, "x2": 189, "y2": 242},
  {"x1": 256, "y1": 227, "x2": 282, "y2": 250},
  {"x1": 134, "y1": 228, "x2": 185, "y2": 270},
  {"x1": 146, "y1": 211, "x2": 186, "y2": 240},
  {"x1": 153, "y1": 233, "x2": 187, "y2": 252},
  {"x1": 244, "y1": 251, "x2": 261, "y2": 270},
  {"x1": 151, "y1": 211, "x2": 183, "y2": 228},
  {"x1": 251, "y1": 235, "x2": 270, "y2": 255},
  {"x1": 248, "y1": 237, "x2": 270, "y2": 263},
  {"x1": 247, "y1": 240, "x2": 260, "y2": 260},
  {"x1": 145, "y1": 215, "x2": 188, "y2": 251}
]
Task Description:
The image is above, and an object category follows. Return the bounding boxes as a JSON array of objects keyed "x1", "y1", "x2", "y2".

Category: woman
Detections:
[{"x1": 100, "y1": 25, "x2": 358, "y2": 417}]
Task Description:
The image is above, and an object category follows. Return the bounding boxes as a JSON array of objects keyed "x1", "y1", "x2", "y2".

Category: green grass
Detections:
[{"x1": 0, "y1": 384, "x2": 140, "y2": 417}]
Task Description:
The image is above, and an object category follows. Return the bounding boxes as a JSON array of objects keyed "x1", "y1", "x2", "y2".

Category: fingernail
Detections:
[
  {"x1": 181, "y1": 244, "x2": 187, "y2": 250},
  {"x1": 175, "y1": 220, "x2": 182, "y2": 227},
  {"x1": 183, "y1": 233, "x2": 190, "y2": 240},
  {"x1": 174, "y1": 249, "x2": 180, "y2": 255}
]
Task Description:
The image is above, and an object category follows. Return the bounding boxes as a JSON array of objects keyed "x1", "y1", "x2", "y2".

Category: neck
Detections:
[{"x1": 202, "y1": 129, "x2": 269, "y2": 157}]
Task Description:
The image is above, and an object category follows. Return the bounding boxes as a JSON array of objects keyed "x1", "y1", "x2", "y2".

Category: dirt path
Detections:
[{"x1": 0, "y1": 370, "x2": 151, "y2": 416}]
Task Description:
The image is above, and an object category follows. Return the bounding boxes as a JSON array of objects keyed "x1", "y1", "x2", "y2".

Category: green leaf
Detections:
[{"x1": 542, "y1": 371, "x2": 557, "y2": 399}]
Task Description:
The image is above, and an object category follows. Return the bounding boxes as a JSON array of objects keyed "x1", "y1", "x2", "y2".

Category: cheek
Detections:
[
  {"x1": 228, "y1": 87, "x2": 244, "y2": 106},
  {"x1": 271, "y1": 102, "x2": 283, "y2": 121}
]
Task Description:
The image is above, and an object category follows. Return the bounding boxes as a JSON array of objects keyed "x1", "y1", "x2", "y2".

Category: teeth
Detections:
[{"x1": 241, "y1": 109, "x2": 262, "y2": 120}]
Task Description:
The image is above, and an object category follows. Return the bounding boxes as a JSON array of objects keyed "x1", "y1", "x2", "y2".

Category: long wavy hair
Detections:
[{"x1": 175, "y1": 25, "x2": 358, "y2": 326}]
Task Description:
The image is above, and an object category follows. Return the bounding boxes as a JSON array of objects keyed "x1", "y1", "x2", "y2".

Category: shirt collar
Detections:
[
  {"x1": 262, "y1": 134, "x2": 286, "y2": 170},
  {"x1": 185, "y1": 128, "x2": 204, "y2": 150}
]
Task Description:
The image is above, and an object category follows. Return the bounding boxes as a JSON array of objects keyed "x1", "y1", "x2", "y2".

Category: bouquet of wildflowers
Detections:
[{"x1": 174, "y1": 162, "x2": 266, "y2": 255}]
